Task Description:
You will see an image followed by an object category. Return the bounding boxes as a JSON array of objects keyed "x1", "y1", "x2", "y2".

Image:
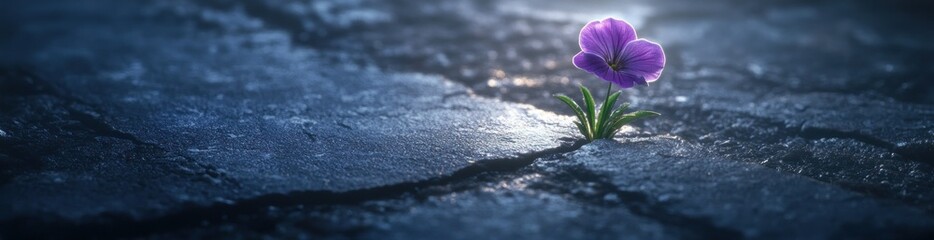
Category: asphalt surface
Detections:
[{"x1": 1, "y1": 0, "x2": 932, "y2": 239}]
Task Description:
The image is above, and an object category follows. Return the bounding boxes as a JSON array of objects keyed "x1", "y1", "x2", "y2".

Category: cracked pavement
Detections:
[{"x1": 1, "y1": 0, "x2": 933, "y2": 239}]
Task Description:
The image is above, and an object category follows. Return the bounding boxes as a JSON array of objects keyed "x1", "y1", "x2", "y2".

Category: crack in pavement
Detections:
[
  {"x1": 0, "y1": 68, "x2": 238, "y2": 187},
  {"x1": 2, "y1": 137, "x2": 752, "y2": 240},
  {"x1": 0, "y1": 139, "x2": 586, "y2": 239},
  {"x1": 1, "y1": 6, "x2": 587, "y2": 237},
  {"x1": 655, "y1": 103, "x2": 930, "y2": 165},
  {"x1": 643, "y1": 104, "x2": 934, "y2": 213},
  {"x1": 797, "y1": 124, "x2": 933, "y2": 165},
  {"x1": 530, "y1": 162, "x2": 744, "y2": 239},
  {"x1": 4, "y1": 0, "x2": 931, "y2": 238},
  {"x1": 194, "y1": 0, "x2": 930, "y2": 166},
  {"x1": 185, "y1": 0, "x2": 934, "y2": 217}
]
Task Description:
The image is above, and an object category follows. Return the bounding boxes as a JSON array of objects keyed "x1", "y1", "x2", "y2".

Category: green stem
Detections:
[
  {"x1": 604, "y1": 82, "x2": 613, "y2": 125},
  {"x1": 604, "y1": 82, "x2": 613, "y2": 106},
  {"x1": 599, "y1": 82, "x2": 613, "y2": 139}
]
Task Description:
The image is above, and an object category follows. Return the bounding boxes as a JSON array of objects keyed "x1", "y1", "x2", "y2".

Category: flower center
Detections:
[{"x1": 608, "y1": 61, "x2": 623, "y2": 71}]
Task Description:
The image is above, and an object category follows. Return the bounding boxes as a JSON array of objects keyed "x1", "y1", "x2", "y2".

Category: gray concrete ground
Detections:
[{"x1": 1, "y1": 0, "x2": 932, "y2": 239}]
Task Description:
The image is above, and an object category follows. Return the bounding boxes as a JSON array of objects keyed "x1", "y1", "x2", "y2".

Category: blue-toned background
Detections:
[{"x1": 1, "y1": 0, "x2": 932, "y2": 239}]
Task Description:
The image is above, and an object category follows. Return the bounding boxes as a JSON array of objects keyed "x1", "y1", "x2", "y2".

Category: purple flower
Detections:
[{"x1": 572, "y1": 18, "x2": 665, "y2": 88}]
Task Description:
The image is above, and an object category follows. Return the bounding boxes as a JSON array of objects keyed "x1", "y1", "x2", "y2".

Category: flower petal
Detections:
[
  {"x1": 579, "y1": 18, "x2": 637, "y2": 61},
  {"x1": 574, "y1": 51, "x2": 642, "y2": 88},
  {"x1": 573, "y1": 51, "x2": 609, "y2": 74},
  {"x1": 597, "y1": 70, "x2": 638, "y2": 88},
  {"x1": 619, "y1": 39, "x2": 665, "y2": 82}
]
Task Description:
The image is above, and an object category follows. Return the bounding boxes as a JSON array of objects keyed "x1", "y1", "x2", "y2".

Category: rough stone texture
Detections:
[
  {"x1": 0, "y1": 0, "x2": 575, "y2": 223},
  {"x1": 146, "y1": 187, "x2": 682, "y2": 240},
  {"x1": 1, "y1": 0, "x2": 933, "y2": 239},
  {"x1": 567, "y1": 138, "x2": 934, "y2": 239},
  {"x1": 208, "y1": 0, "x2": 934, "y2": 213}
]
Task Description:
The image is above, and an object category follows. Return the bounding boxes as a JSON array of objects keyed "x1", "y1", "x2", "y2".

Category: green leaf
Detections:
[
  {"x1": 579, "y1": 85, "x2": 596, "y2": 139},
  {"x1": 595, "y1": 91, "x2": 620, "y2": 139},
  {"x1": 605, "y1": 110, "x2": 660, "y2": 138},
  {"x1": 600, "y1": 102, "x2": 630, "y2": 137},
  {"x1": 608, "y1": 103, "x2": 631, "y2": 123},
  {"x1": 553, "y1": 95, "x2": 586, "y2": 124},
  {"x1": 554, "y1": 94, "x2": 592, "y2": 139},
  {"x1": 573, "y1": 121, "x2": 589, "y2": 139}
]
